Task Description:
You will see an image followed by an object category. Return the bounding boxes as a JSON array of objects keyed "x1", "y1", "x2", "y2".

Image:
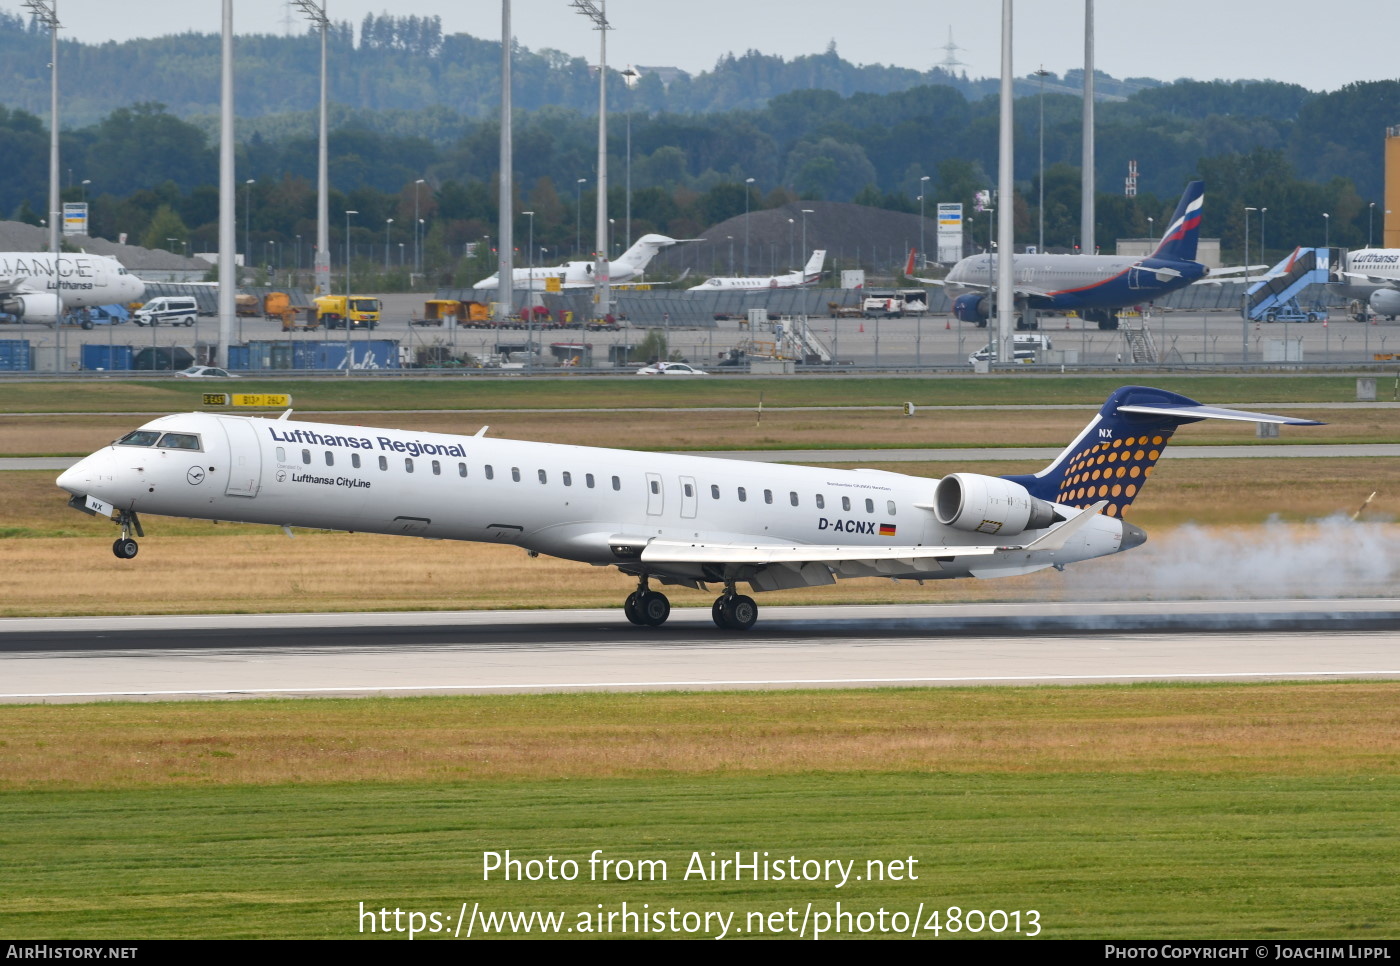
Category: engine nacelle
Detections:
[
  {"x1": 952, "y1": 293, "x2": 990, "y2": 324},
  {"x1": 934, "y1": 472, "x2": 1059, "y2": 537},
  {"x1": 1369, "y1": 288, "x2": 1400, "y2": 319},
  {"x1": 0, "y1": 293, "x2": 62, "y2": 324}
]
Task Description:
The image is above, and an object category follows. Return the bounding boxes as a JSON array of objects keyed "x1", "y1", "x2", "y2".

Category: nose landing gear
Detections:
[{"x1": 110, "y1": 509, "x2": 144, "y2": 560}]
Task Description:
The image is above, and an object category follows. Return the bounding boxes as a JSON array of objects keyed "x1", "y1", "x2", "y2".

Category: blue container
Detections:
[
  {"x1": 0, "y1": 340, "x2": 32, "y2": 371},
  {"x1": 226, "y1": 345, "x2": 251, "y2": 370},
  {"x1": 296, "y1": 340, "x2": 400, "y2": 370},
  {"x1": 81, "y1": 344, "x2": 133, "y2": 371}
]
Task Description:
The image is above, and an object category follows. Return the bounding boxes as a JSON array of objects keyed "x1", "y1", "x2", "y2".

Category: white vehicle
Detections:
[
  {"x1": 133, "y1": 296, "x2": 199, "y2": 327},
  {"x1": 57, "y1": 387, "x2": 1318, "y2": 631},
  {"x1": 174, "y1": 366, "x2": 238, "y2": 379},
  {"x1": 636, "y1": 362, "x2": 707, "y2": 376},
  {"x1": 0, "y1": 252, "x2": 144, "y2": 324},
  {"x1": 473, "y1": 234, "x2": 690, "y2": 290},
  {"x1": 968, "y1": 333, "x2": 1053, "y2": 365},
  {"x1": 689, "y1": 250, "x2": 825, "y2": 291}
]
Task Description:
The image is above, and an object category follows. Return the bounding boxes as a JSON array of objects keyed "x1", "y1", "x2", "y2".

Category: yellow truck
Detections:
[{"x1": 314, "y1": 294, "x2": 381, "y2": 330}]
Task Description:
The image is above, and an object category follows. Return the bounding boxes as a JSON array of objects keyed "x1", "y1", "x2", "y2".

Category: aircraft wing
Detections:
[
  {"x1": 639, "y1": 503, "x2": 1109, "y2": 570},
  {"x1": 938, "y1": 278, "x2": 1057, "y2": 300},
  {"x1": 0, "y1": 276, "x2": 35, "y2": 296},
  {"x1": 1340, "y1": 271, "x2": 1400, "y2": 288}
]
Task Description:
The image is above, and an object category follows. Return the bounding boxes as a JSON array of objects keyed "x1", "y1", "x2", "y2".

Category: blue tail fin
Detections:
[
  {"x1": 1002, "y1": 385, "x2": 1322, "y2": 520},
  {"x1": 1151, "y1": 181, "x2": 1205, "y2": 262}
]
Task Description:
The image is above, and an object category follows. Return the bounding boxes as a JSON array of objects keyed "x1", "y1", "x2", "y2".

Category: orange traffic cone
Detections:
[
  {"x1": 944, "y1": 317, "x2": 951, "y2": 330},
  {"x1": 858, "y1": 322, "x2": 865, "y2": 333}
]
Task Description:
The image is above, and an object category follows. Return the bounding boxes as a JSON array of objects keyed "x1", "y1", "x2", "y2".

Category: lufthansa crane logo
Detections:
[{"x1": 186, "y1": 466, "x2": 206, "y2": 485}]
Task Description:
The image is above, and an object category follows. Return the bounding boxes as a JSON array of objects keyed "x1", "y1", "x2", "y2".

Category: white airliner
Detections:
[
  {"x1": 0, "y1": 252, "x2": 145, "y2": 323},
  {"x1": 1330, "y1": 248, "x2": 1400, "y2": 318},
  {"x1": 56, "y1": 386, "x2": 1318, "y2": 631},
  {"x1": 687, "y1": 250, "x2": 826, "y2": 290},
  {"x1": 472, "y1": 233, "x2": 687, "y2": 291}
]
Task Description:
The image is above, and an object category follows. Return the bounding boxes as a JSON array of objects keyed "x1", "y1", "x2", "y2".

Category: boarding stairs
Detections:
[
  {"x1": 1118, "y1": 319, "x2": 1157, "y2": 363},
  {"x1": 1245, "y1": 247, "x2": 1332, "y2": 321}
]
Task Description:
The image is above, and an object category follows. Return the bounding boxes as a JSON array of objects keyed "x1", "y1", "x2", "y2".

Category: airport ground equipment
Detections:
[{"x1": 1246, "y1": 247, "x2": 1332, "y2": 322}]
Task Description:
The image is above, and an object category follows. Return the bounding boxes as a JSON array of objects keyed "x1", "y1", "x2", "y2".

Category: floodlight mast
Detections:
[
  {"x1": 572, "y1": 0, "x2": 611, "y2": 319},
  {"x1": 497, "y1": 0, "x2": 513, "y2": 321},
  {"x1": 23, "y1": 0, "x2": 60, "y2": 257},
  {"x1": 293, "y1": 0, "x2": 331, "y2": 296}
]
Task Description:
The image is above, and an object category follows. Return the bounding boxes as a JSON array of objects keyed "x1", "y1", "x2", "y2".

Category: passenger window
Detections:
[
  {"x1": 650, "y1": 480, "x2": 660, "y2": 495},
  {"x1": 458, "y1": 462, "x2": 467, "y2": 478},
  {"x1": 764, "y1": 489, "x2": 773, "y2": 504},
  {"x1": 711, "y1": 484, "x2": 720, "y2": 500},
  {"x1": 511, "y1": 467, "x2": 520, "y2": 482},
  {"x1": 275, "y1": 446, "x2": 286, "y2": 461},
  {"x1": 562, "y1": 471, "x2": 572, "y2": 487},
  {"x1": 405, "y1": 458, "x2": 414, "y2": 473},
  {"x1": 351, "y1": 453, "x2": 361, "y2": 469},
  {"x1": 378, "y1": 455, "x2": 388, "y2": 471},
  {"x1": 302, "y1": 449, "x2": 311, "y2": 465},
  {"x1": 887, "y1": 500, "x2": 896, "y2": 514},
  {"x1": 586, "y1": 473, "x2": 595, "y2": 488},
  {"x1": 485, "y1": 465, "x2": 494, "y2": 480},
  {"x1": 865, "y1": 498, "x2": 874, "y2": 513},
  {"x1": 789, "y1": 491, "x2": 798, "y2": 506},
  {"x1": 684, "y1": 483, "x2": 693, "y2": 498},
  {"x1": 842, "y1": 496, "x2": 851, "y2": 511},
  {"x1": 432, "y1": 460, "x2": 441, "y2": 476},
  {"x1": 612, "y1": 476, "x2": 621, "y2": 491},
  {"x1": 117, "y1": 430, "x2": 160, "y2": 447},
  {"x1": 816, "y1": 494, "x2": 825, "y2": 509},
  {"x1": 738, "y1": 487, "x2": 747, "y2": 502},
  {"x1": 325, "y1": 451, "x2": 334, "y2": 466},
  {"x1": 538, "y1": 469, "x2": 547, "y2": 484}
]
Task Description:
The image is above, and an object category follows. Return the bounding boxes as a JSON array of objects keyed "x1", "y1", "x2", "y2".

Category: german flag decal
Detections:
[{"x1": 879, "y1": 523, "x2": 897, "y2": 537}]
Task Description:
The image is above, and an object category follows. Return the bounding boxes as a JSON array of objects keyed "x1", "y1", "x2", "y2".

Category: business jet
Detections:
[
  {"x1": 0, "y1": 252, "x2": 145, "y2": 324},
  {"x1": 472, "y1": 234, "x2": 688, "y2": 291},
  {"x1": 687, "y1": 250, "x2": 826, "y2": 290},
  {"x1": 932, "y1": 181, "x2": 1211, "y2": 330},
  {"x1": 1329, "y1": 248, "x2": 1400, "y2": 318},
  {"x1": 56, "y1": 386, "x2": 1318, "y2": 631}
]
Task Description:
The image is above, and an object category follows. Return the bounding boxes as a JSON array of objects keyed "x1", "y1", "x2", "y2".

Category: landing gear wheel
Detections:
[
  {"x1": 623, "y1": 591, "x2": 645, "y2": 626},
  {"x1": 713, "y1": 594, "x2": 757, "y2": 631},
  {"x1": 636, "y1": 590, "x2": 670, "y2": 626},
  {"x1": 112, "y1": 538, "x2": 138, "y2": 559}
]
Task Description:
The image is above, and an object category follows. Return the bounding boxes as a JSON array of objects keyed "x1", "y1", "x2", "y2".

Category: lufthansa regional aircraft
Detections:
[
  {"x1": 0, "y1": 252, "x2": 145, "y2": 323},
  {"x1": 56, "y1": 386, "x2": 1318, "y2": 631},
  {"x1": 472, "y1": 234, "x2": 687, "y2": 291},
  {"x1": 937, "y1": 181, "x2": 1210, "y2": 330},
  {"x1": 687, "y1": 250, "x2": 826, "y2": 290},
  {"x1": 1330, "y1": 248, "x2": 1400, "y2": 318}
]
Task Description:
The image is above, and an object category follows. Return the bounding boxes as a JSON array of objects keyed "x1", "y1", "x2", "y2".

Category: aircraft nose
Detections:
[
  {"x1": 56, "y1": 458, "x2": 88, "y2": 495},
  {"x1": 1119, "y1": 521, "x2": 1148, "y2": 551}
]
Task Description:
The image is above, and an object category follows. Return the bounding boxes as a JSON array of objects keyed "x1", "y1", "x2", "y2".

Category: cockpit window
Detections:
[
  {"x1": 117, "y1": 430, "x2": 161, "y2": 447},
  {"x1": 157, "y1": 432, "x2": 202, "y2": 451}
]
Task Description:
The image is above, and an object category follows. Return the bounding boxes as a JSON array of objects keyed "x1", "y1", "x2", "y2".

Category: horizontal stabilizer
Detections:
[
  {"x1": 1116, "y1": 403, "x2": 1323, "y2": 426},
  {"x1": 1020, "y1": 501, "x2": 1106, "y2": 552}
]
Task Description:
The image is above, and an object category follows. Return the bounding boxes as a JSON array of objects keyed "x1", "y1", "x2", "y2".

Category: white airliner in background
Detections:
[
  {"x1": 0, "y1": 252, "x2": 144, "y2": 323},
  {"x1": 56, "y1": 386, "x2": 1318, "y2": 631},
  {"x1": 1330, "y1": 248, "x2": 1400, "y2": 318},
  {"x1": 472, "y1": 233, "x2": 688, "y2": 291},
  {"x1": 687, "y1": 250, "x2": 826, "y2": 290}
]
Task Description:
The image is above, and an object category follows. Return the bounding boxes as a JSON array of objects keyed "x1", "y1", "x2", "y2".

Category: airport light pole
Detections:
[
  {"x1": 385, "y1": 218, "x2": 393, "y2": 271},
  {"x1": 727, "y1": 235, "x2": 733, "y2": 276},
  {"x1": 524, "y1": 210, "x2": 535, "y2": 371},
  {"x1": 243, "y1": 179, "x2": 255, "y2": 277},
  {"x1": 217, "y1": 0, "x2": 234, "y2": 365},
  {"x1": 572, "y1": 0, "x2": 611, "y2": 320},
  {"x1": 1369, "y1": 202, "x2": 1376, "y2": 248},
  {"x1": 575, "y1": 178, "x2": 586, "y2": 257},
  {"x1": 1035, "y1": 65, "x2": 1050, "y2": 254},
  {"x1": 293, "y1": 0, "x2": 330, "y2": 296},
  {"x1": 1244, "y1": 206, "x2": 1256, "y2": 360},
  {"x1": 919, "y1": 175, "x2": 930, "y2": 265},
  {"x1": 23, "y1": 1, "x2": 60, "y2": 257},
  {"x1": 295, "y1": 234, "x2": 302, "y2": 271},
  {"x1": 344, "y1": 209, "x2": 357, "y2": 376},
  {"x1": 1260, "y1": 208, "x2": 1267, "y2": 267},
  {"x1": 743, "y1": 177, "x2": 755, "y2": 275},
  {"x1": 1322, "y1": 212, "x2": 1330, "y2": 248},
  {"x1": 80, "y1": 179, "x2": 89, "y2": 205},
  {"x1": 800, "y1": 209, "x2": 813, "y2": 284},
  {"x1": 1147, "y1": 216, "x2": 1154, "y2": 244},
  {"x1": 787, "y1": 217, "x2": 795, "y2": 269},
  {"x1": 414, "y1": 179, "x2": 426, "y2": 277}
]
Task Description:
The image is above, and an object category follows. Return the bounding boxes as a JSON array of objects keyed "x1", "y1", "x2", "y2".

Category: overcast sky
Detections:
[{"x1": 25, "y1": 1, "x2": 1394, "y2": 93}]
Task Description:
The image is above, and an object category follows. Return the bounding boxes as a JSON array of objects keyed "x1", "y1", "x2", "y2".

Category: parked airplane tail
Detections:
[
  {"x1": 903, "y1": 248, "x2": 917, "y2": 276},
  {"x1": 804, "y1": 249, "x2": 827, "y2": 281},
  {"x1": 1001, "y1": 385, "x2": 1321, "y2": 519},
  {"x1": 612, "y1": 233, "x2": 686, "y2": 274},
  {"x1": 1151, "y1": 181, "x2": 1205, "y2": 262}
]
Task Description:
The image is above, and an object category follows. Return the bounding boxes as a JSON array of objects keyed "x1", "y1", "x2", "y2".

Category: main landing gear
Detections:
[
  {"x1": 111, "y1": 509, "x2": 143, "y2": 559},
  {"x1": 620, "y1": 576, "x2": 760, "y2": 631}
]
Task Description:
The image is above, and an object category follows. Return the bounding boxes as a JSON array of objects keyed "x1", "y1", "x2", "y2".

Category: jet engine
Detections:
[
  {"x1": 0, "y1": 293, "x2": 62, "y2": 324},
  {"x1": 952, "y1": 293, "x2": 990, "y2": 325},
  {"x1": 933, "y1": 472, "x2": 1059, "y2": 537},
  {"x1": 1369, "y1": 288, "x2": 1400, "y2": 319}
]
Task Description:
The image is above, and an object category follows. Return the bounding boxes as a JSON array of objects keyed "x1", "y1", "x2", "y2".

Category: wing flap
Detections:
[{"x1": 640, "y1": 540, "x2": 1001, "y2": 567}]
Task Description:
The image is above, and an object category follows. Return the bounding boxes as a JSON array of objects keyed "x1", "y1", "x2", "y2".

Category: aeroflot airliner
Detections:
[{"x1": 56, "y1": 386, "x2": 1318, "y2": 631}]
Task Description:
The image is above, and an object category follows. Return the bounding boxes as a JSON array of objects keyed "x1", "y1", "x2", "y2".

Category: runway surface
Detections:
[{"x1": 3, "y1": 599, "x2": 1397, "y2": 703}]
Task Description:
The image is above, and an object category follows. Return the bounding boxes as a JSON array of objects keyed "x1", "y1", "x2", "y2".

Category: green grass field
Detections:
[{"x1": 1, "y1": 684, "x2": 1396, "y2": 939}]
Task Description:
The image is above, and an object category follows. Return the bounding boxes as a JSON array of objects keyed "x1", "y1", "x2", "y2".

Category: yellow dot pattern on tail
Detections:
[{"x1": 1054, "y1": 431, "x2": 1175, "y2": 517}]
